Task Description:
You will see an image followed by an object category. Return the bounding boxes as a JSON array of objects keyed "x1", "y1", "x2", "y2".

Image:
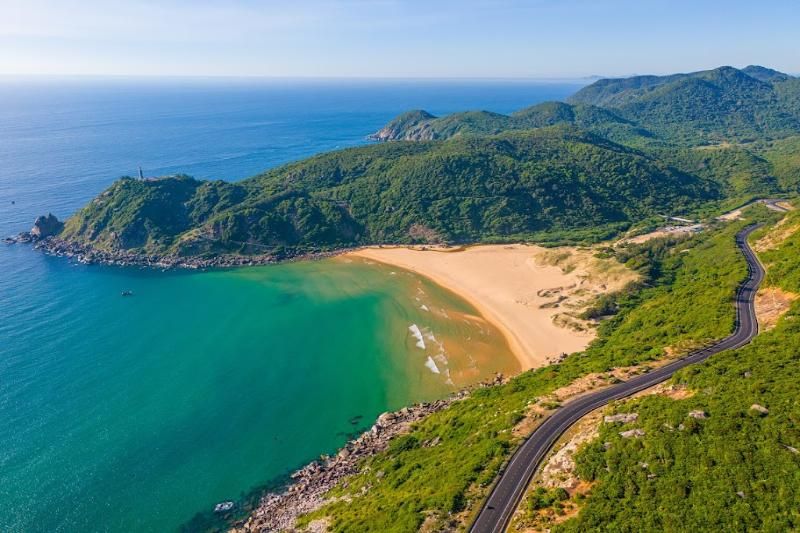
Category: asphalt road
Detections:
[{"x1": 470, "y1": 224, "x2": 765, "y2": 533}]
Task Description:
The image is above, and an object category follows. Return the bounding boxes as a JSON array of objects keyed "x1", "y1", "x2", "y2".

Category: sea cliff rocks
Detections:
[
  {"x1": 31, "y1": 214, "x2": 64, "y2": 239},
  {"x1": 3, "y1": 214, "x2": 63, "y2": 244},
  {"x1": 367, "y1": 110, "x2": 437, "y2": 142},
  {"x1": 32, "y1": 237, "x2": 280, "y2": 269},
  {"x1": 18, "y1": 236, "x2": 345, "y2": 270}
]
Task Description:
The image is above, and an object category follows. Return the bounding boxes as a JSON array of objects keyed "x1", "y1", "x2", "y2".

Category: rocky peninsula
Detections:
[{"x1": 4, "y1": 214, "x2": 342, "y2": 269}]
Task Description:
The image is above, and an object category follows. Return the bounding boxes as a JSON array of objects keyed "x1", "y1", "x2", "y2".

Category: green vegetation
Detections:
[
  {"x1": 568, "y1": 66, "x2": 800, "y2": 145},
  {"x1": 762, "y1": 135, "x2": 800, "y2": 191},
  {"x1": 297, "y1": 220, "x2": 754, "y2": 532},
  {"x1": 371, "y1": 101, "x2": 651, "y2": 145},
  {"x1": 61, "y1": 128, "x2": 720, "y2": 257},
  {"x1": 56, "y1": 65, "x2": 800, "y2": 259},
  {"x1": 379, "y1": 66, "x2": 800, "y2": 147},
  {"x1": 547, "y1": 210, "x2": 800, "y2": 532},
  {"x1": 526, "y1": 487, "x2": 570, "y2": 512}
]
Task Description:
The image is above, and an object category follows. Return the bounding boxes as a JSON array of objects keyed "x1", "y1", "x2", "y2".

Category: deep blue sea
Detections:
[{"x1": 0, "y1": 78, "x2": 583, "y2": 532}]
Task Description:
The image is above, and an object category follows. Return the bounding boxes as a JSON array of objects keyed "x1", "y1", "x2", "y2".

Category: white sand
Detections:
[{"x1": 348, "y1": 244, "x2": 637, "y2": 370}]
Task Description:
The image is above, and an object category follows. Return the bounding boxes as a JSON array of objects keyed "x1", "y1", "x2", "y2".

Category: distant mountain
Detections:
[
  {"x1": 370, "y1": 101, "x2": 653, "y2": 145},
  {"x1": 373, "y1": 66, "x2": 800, "y2": 146},
  {"x1": 741, "y1": 65, "x2": 793, "y2": 83},
  {"x1": 568, "y1": 66, "x2": 800, "y2": 143},
  {"x1": 372, "y1": 65, "x2": 800, "y2": 146},
  {"x1": 59, "y1": 127, "x2": 719, "y2": 258}
]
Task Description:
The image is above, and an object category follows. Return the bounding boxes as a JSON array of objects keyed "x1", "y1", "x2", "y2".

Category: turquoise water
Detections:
[
  {"x1": 1, "y1": 247, "x2": 517, "y2": 531},
  {"x1": 0, "y1": 79, "x2": 582, "y2": 531}
]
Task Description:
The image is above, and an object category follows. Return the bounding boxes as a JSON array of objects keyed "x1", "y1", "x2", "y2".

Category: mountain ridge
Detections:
[{"x1": 374, "y1": 66, "x2": 800, "y2": 145}]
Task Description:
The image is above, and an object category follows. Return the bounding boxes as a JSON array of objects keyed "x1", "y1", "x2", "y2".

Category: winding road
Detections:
[{"x1": 470, "y1": 224, "x2": 765, "y2": 533}]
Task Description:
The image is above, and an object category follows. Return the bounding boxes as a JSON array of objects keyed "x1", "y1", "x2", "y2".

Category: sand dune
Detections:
[{"x1": 347, "y1": 244, "x2": 637, "y2": 370}]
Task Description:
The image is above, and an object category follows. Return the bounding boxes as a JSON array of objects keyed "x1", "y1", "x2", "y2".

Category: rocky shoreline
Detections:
[
  {"x1": 3, "y1": 214, "x2": 351, "y2": 269},
  {"x1": 235, "y1": 374, "x2": 505, "y2": 533},
  {"x1": 4, "y1": 234, "x2": 346, "y2": 270}
]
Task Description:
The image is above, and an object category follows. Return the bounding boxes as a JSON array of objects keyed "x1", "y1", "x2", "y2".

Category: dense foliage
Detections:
[
  {"x1": 555, "y1": 211, "x2": 800, "y2": 532},
  {"x1": 378, "y1": 66, "x2": 800, "y2": 147},
  {"x1": 61, "y1": 128, "x2": 719, "y2": 256},
  {"x1": 57, "y1": 65, "x2": 800, "y2": 259},
  {"x1": 568, "y1": 66, "x2": 800, "y2": 145},
  {"x1": 371, "y1": 101, "x2": 651, "y2": 145},
  {"x1": 762, "y1": 135, "x2": 800, "y2": 192},
  {"x1": 297, "y1": 220, "x2": 753, "y2": 532}
]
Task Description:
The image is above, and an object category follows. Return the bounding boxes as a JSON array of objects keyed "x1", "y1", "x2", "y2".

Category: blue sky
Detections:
[{"x1": 1, "y1": 0, "x2": 798, "y2": 78}]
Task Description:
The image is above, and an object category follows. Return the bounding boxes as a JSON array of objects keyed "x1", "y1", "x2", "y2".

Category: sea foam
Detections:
[
  {"x1": 425, "y1": 356, "x2": 441, "y2": 374},
  {"x1": 408, "y1": 324, "x2": 426, "y2": 349}
]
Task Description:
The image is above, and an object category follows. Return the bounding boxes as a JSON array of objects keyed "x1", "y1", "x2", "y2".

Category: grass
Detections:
[{"x1": 550, "y1": 206, "x2": 800, "y2": 532}]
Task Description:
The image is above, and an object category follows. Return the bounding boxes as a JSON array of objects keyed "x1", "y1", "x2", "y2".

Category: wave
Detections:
[
  {"x1": 425, "y1": 356, "x2": 441, "y2": 374},
  {"x1": 408, "y1": 324, "x2": 426, "y2": 349}
]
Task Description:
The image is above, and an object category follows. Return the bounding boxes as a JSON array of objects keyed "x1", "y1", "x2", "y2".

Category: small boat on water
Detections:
[
  {"x1": 121, "y1": 290, "x2": 134, "y2": 297},
  {"x1": 214, "y1": 501, "x2": 235, "y2": 513}
]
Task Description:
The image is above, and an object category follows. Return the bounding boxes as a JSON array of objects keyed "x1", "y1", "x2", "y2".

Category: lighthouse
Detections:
[{"x1": 138, "y1": 166, "x2": 144, "y2": 180}]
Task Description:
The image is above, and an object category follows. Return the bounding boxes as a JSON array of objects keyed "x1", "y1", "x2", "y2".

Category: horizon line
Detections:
[{"x1": 0, "y1": 73, "x2": 601, "y2": 83}]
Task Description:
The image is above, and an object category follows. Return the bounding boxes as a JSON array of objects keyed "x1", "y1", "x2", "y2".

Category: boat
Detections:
[
  {"x1": 121, "y1": 290, "x2": 134, "y2": 297},
  {"x1": 214, "y1": 501, "x2": 235, "y2": 513}
]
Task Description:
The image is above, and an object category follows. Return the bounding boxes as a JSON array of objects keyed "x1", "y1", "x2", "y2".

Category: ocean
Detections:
[{"x1": 0, "y1": 78, "x2": 583, "y2": 531}]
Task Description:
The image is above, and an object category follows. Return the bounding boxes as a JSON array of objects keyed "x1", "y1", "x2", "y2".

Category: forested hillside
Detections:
[
  {"x1": 546, "y1": 209, "x2": 800, "y2": 532},
  {"x1": 42, "y1": 65, "x2": 800, "y2": 263},
  {"x1": 568, "y1": 66, "x2": 800, "y2": 144},
  {"x1": 369, "y1": 102, "x2": 650, "y2": 145},
  {"x1": 59, "y1": 128, "x2": 717, "y2": 257},
  {"x1": 376, "y1": 66, "x2": 800, "y2": 146}
]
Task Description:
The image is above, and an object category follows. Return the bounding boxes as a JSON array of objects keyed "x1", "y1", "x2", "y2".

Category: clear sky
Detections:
[{"x1": 2, "y1": 0, "x2": 798, "y2": 78}]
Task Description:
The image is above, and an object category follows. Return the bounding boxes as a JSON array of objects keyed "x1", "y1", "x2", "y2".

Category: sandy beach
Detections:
[{"x1": 347, "y1": 244, "x2": 637, "y2": 370}]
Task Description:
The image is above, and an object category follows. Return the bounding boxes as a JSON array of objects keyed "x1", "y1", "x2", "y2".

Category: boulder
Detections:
[
  {"x1": 30, "y1": 214, "x2": 63, "y2": 240},
  {"x1": 688, "y1": 410, "x2": 708, "y2": 419},
  {"x1": 750, "y1": 404, "x2": 769, "y2": 415},
  {"x1": 619, "y1": 428, "x2": 645, "y2": 438},
  {"x1": 376, "y1": 412, "x2": 396, "y2": 427},
  {"x1": 604, "y1": 413, "x2": 639, "y2": 424}
]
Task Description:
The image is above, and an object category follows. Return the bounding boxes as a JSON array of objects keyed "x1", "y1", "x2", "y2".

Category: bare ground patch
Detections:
[
  {"x1": 754, "y1": 215, "x2": 797, "y2": 252},
  {"x1": 755, "y1": 287, "x2": 799, "y2": 331}
]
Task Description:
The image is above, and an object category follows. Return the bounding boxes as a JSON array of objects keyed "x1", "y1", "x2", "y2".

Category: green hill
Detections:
[
  {"x1": 569, "y1": 66, "x2": 800, "y2": 144},
  {"x1": 52, "y1": 65, "x2": 800, "y2": 262},
  {"x1": 370, "y1": 101, "x2": 651, "y2": 145},
  {"x1": 372, "y1": 67, "x2": 800, "y2": 147},
  {"x1": 59, "y1": 128, "x2": 718, "y2": 258},
  {"x1": 549, "y1": 210, "x2": 800, "y2": 533}
]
